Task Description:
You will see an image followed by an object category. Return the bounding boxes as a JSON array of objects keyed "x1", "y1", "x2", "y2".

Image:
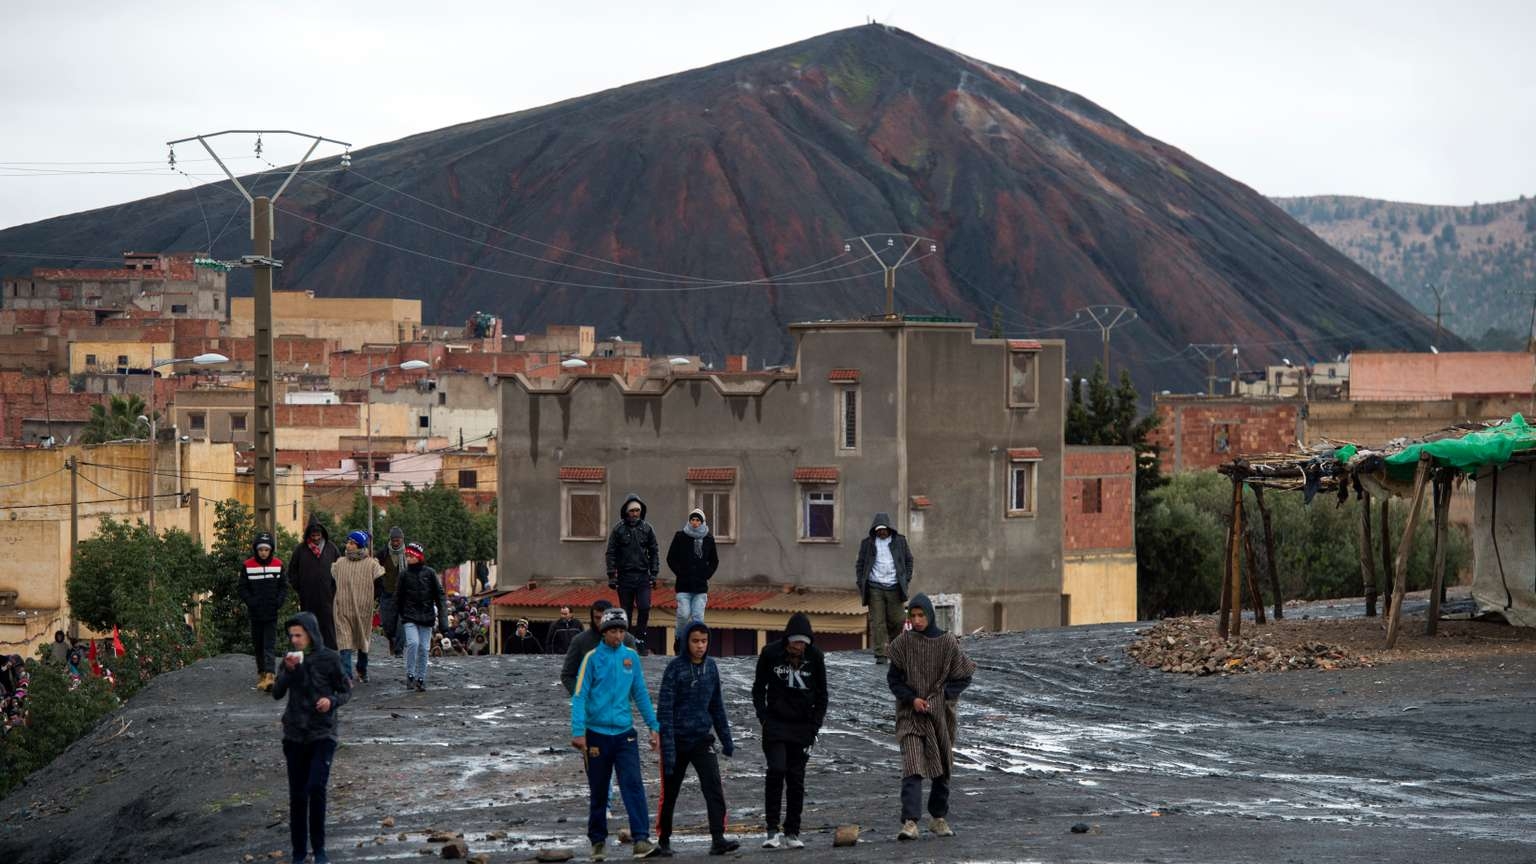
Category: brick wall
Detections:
[
  {"x1": 276, "y1": 403, "x2": 361, "y2": 428},
  {"x1": 1150, "y1": 399, "x2": 1300, "y2": 473},
  {"x1": 1063, "y1": 446, "x2": 1135, "y2": 553}
]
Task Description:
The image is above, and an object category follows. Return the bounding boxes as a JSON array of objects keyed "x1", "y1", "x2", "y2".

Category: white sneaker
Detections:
[
  {"x1": 784, "y1": 834, "x2": 805, "y2": 849},
  {"x1": 763, "y1": 832, "x2": 784, "y2": 849}
]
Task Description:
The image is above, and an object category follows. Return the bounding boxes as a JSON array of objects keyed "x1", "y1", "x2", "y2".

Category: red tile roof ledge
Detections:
[
  {"x1": 558, "y1": 466, "x2": 606, "y2": 482},
  {"x1": 1007, "y1": 447, "x2": 1043, "y2": 461},
  {"x1": 686, "y1": 467, "x2": 737, "y2": 483},
  {"x1": 827, "y1": 368, "x2": 861, "y2": 382},
  {"x1": 792, "y1": 466, "x2": 840, "y2": 483}
]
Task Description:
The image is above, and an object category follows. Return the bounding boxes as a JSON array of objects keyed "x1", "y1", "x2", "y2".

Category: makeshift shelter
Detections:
[{"x1": 1220, "y1": 415, "x2": 1536, "y2": 646}]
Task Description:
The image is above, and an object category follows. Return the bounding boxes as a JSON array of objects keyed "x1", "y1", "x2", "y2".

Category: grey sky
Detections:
[{"x1": 2, "y1": 0, "x2": 1532, "y2": 231}]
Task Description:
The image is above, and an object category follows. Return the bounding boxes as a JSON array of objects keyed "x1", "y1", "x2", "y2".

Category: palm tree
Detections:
[{"x1": 79, "y1": 394, "x2": 157, "y2": 445}]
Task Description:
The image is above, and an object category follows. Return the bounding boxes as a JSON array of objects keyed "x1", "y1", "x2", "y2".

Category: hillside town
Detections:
[{"x1": 2, "y1": 8, "x2": 1536, "y2": 864}]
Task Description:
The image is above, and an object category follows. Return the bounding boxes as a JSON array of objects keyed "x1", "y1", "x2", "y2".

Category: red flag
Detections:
[
  {"x1": 111, "y1": 626, "x2": 126, "y2": 657},
  {"x1": 87, "y1": 638, "x2": 98, "y2": 664}
]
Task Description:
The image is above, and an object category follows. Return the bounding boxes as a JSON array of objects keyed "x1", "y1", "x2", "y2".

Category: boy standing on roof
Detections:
[
  {"x1": 571, "y1": 608, "x2": 662, "y2": 860},
  {"x1": 606, "y1": 493, "x2": 659, "y2": 655}
]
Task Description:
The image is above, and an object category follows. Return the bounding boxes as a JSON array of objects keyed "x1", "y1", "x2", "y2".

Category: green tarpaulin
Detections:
[{"x1": 1382, "y1": 414, "x2": 1536, "y2": 481}]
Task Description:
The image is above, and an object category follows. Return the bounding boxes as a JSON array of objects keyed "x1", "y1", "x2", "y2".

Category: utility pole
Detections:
[
  {"x1": 67, "y1": 454, "x2": 79, "y2": 639},
  {"x1": 1082, "y1": 305, "x2": 1138, "y2": 375},
  {"x1": 168, "y1": 130, "x2": 349, "y2": 535},
  {"x1": 1428, "y1": 282, "x2": 1445, "y2": 347},
  {"x1": 843, "y1": 234, "x2": 937, "y2": 319},
  {"x1": 1189, "y1": 344, "x2": 1235, "y2": 396}
]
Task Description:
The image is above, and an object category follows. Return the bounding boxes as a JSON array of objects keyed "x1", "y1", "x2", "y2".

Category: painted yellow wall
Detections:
[
  {"x1": 1063, "y1": 552, "x2": 1138, "y2": 625},
  {"x1": 230, "y1": 292, "x2": 421, "y2": 351},
  {"x1": 68, "y1": 341, "x2": 175, "y2": 375}
]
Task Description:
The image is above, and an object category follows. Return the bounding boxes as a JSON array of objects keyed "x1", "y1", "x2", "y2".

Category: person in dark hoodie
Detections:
[
  {"x1": 288, "y1": 517, "x2": 341, "y2": 649},
  {"x1": 887, "y1": 593, "x2": 976, "y2": 842},
  {"x1": 656, "y1": 621, "x2": 738, "y2": 857},
  {"x1": 751, "y1": 613, "x2": 828, "y2": 850},
  {"x1": 239, "y1": 531, "x2": 287, "y2": 692},
  {"x1": 375, "y1": 526, "x2": 408, "y2": 656},
  {"x1": 855, "y1": 512, "x2": 914, "y2": 665},
  {"x1": 605, "y1": 493, "x2": 659, "y2": 655},
  {"x1": 271, "y1": 611, "x2": 351, "y2": 864},
  {"x1": 396, "y1": 541, "x2": 448, "y2": 692},
  {"x1": 665, "y1": 508, "x2": 719, "y2": 652}
]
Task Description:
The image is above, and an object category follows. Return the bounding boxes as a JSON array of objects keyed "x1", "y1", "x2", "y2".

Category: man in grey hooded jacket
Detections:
[
  {"x1": 855, "y1": 512, "x2": 914, "y2": 664},
  {"x1": 605, "y1": 493, "x2": 659, "y2": 655}
]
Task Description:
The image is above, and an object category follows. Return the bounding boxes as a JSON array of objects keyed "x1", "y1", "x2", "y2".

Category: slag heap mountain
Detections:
[{"x1": 0, "y1": 26, "x2": 1446, "y2": 387}]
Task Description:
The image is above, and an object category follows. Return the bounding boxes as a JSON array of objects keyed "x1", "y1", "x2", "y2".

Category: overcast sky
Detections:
[{"x1": 2, "y1": 0, "x2": 1532, "y2": 231}]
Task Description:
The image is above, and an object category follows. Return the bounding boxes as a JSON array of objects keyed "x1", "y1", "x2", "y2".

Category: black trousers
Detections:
[
  {"x1": 763, "y1": 739, "x2": 810, "y2": 835},
  {"x1": 283, "y1": 738, "x2": 336, "y2": 859},
  {"x1": 616, "y1": 581, "x2": 652, "y2": 649},
  {"x1": 250, "y1": 617, "x2": 277, "y2": 675},
  {"x1": 657, "y1": 738, "x2": 728, "y2": 843},
  {"x1": 900, "y1": 772, "x2": 950, "y2": 821}
]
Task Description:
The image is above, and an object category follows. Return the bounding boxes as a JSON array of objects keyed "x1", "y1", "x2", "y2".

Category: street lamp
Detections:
[
  {"x1": 364, "y1": 360, "x2": 431, "y2": 545},
  {"x1": 144, "y1": 352, "x2": 226, "y2": 534}
]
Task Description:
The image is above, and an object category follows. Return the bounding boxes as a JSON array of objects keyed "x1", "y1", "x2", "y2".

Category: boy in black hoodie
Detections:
[
  {"x1": 272, "y1": 611, "x2": 351, "y2": 864},
  {"x1": 605, "y1": 493, "x2": 659, "y2": 654},
  {"x1": 238, "y1": 531, "x2": 286, "y2": 692},
  {"x1": 751, "y1": 613, "x2": 829, "y2": 849}
]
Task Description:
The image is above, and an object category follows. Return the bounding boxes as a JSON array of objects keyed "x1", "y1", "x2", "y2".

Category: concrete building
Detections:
[
  {"x1": 1062, "y1": 446, "x2": 1138, "y2": 624},
  {"x1": 496, "y1": 318, "x2": 1067, "y2": 654},
  {"x1": 1350, "y1": 351, "x2": 1535, "y2": 401},
  {"x1": 229, "y1": 290, "x2": 421, "y2": 352},
  {"x1": 1, "y1": 252, "x2": 227, "y2": 320}
]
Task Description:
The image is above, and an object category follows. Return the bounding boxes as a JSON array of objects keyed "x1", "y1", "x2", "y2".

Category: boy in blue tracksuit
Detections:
[
  {"x1": 572, "y1": 608, "x2": 662, "y2": 861},
  {"x1": 656, "y1": 621, "x2": 739, "y2": 856}
]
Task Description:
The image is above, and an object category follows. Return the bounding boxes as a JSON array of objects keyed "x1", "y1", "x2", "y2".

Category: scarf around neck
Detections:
[
  {"x1": 683, "y1": 521, "x2": 709, "y2": 556},
  {"x1": 345, "y1": 547, "x2": 368, "y2": 562}
]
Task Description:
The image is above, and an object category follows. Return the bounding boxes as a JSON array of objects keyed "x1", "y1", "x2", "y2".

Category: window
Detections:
[
  {"x1": 438, "y1": 391, "x2": 447, "y2": 405},
  {"x1": 372, "y1": 459, "x2": 390, "y2": 476},
  {"x1": 213, "y1": 298, "x2": 220, "y2": 311},
  {"x1": 458, "y1": 469, "x2": 479, "y2": 489},
  {"x1": 928, "y1": 593, "x2": 962, "y2": 634},
  {"x1": 188, "y1": 412, "x2": 206, "y2": 432},
  {"x1": 695, "y1": 488, "x2": 734, "y2": 540},
  {"x1": 116, "y1": 354, "x2": 129, "y2": 368},
  {"x1": 1007, "y1": 350, "x2": 1038, "y2": 407},
  {"x1": 839, "y1": 387, "x2": 858, "y2": 450},
  {"x1": 418, "y1": 415, "x2": 430, "y2": 429},
  {"x1": 230, "y1": 413, "x2": 247, "y2": 431},
  {"x1": 170, "y1": 304, "x2": 187, "y2": 314},
  {"x1": 1081, "y1": 478, "x2": 1103, "y2": 514},
  {"x1": 1213, "y1": 423, "x2": 1234, "y2": 454},
  {"x1": 802, "y1": 488, "x2": 836, "y2": 540},
  {"x1": 84, "y1": 354, "x2": 97, "y2": 366},
  {"x1": 564, "y1": 489, "x2": 605, "y2": 540},
  {"x1": 1008, "y1": 462, "x2": 1037, "y2": 516}
]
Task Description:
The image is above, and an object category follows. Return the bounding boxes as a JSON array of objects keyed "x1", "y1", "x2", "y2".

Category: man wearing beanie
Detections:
[
  {"x1": 396, "y1": 542, "x2": 448, "y2": 692},
  {"x1": 561, "y1": 599, "x2": 635, "y2": 696},
  {"x1": 666, "y1": 507, "x2": 719, "y2": 653},
  {"x1": 375, "y1": 526, "x2": 408, "y2": 656},
  {"x1": 332, "y1": 530, "x2": 384, "y2": 683},
  {"x1": 888, "y1": 593, "x2": 976, "y2": 842},
  {"x1": 571, "y1": 608, "x2": 661, "y2": 860},
  {"x1": 752, "y1": 613, "x2": 827, "y2": 850},
  {"x1": 605, "y1": 493, "x2": 659, "y2": 655},
  {"x1": 239, "y1": 532, "x2": 287, "y2": 691},
  {"x1": 656, "y1": 621, "x2": 737, "y2": 856}
]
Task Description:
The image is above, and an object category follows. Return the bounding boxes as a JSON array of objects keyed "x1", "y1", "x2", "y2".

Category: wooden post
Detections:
[
  {"x1": 1228, "y1": 479, "x2": 1245, "y2": 639},
  {"x1": 1253, "y1": 485, "x2": 1282, "y2": 620},
  {"x1": 1386, "y1": 455, "x2": 1433, "y2": 648},
  {"x1": 1426, "y1": 474, "x2": 1451, "y2": 636},
  {"x1": 1379, "y1": 497, "x2": 1392, "y2": 616},
  {"x1": 1218, "y1": 478, "x2": 1237, "y2": 640},
  {"x1": 1243, "y1": 519, "x2": 1267, "y2": 625},
  {"x1": 189, "y1": 488, "x2": 202, "y2": 547},
  {"x1": 1359, "y1": 491, "x2": 1377, "y2": 617}
]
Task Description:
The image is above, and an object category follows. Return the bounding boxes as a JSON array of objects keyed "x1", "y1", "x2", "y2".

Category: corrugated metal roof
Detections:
[
  {"x1": 793, "y1": 466, "x2": 840, "y2": 483},
  {"x1": 686, "y1": 467, "x2": 737, "y2": 484},
  {"x1": 558, "y1": 466, "x2": 606, "y2": 482},
  {"x1": 751, "y1": 590, "x2": 867, "y2": 616},
  {"x1": 1007, "y1": 447, "x2": 1042, "y2": 461}
]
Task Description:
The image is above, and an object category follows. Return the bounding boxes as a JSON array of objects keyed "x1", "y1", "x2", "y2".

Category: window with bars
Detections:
[
  {"x1": 839, "y1": 387, "x2": 858, "y2": 450},
  {"x1": 458, "y1": 469, "x2": 478, "y2": 489}
]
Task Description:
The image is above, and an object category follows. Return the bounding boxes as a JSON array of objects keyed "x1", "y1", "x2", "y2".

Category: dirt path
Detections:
[{"x1": 3, "y1": 611, "x2": 1534, "y2": 863}]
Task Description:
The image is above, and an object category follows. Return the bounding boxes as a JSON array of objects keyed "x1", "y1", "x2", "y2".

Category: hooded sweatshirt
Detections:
[
  {"x1": 287, "y1": 517, "x2": 340, "y2": 648},
  {"x1": 239, "y1": 533, "x2": 287, "y2": 621},
  {"x1": 855, "y1": 512, "x2": 913, "y2": 603},
  {"x1": 271, "y1": 611, "x2": 352, "y2": 742},
  {"x1": 570, "y1": 634, "x2": 658, "y2": 738},
  {"x1": 605, "y1": 493, "x2": 659, "y2": 585},
  {"x1": 658, "y1": 621, "x2": 734, "y2": 770},
  {"x1": 751, "y1": 613, "x2": 829, "y2": 745}
]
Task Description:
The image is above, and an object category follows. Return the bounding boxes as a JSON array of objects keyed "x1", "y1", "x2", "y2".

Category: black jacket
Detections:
[
  {"x1": 271, "y1": 612, "x2": 352, "y2": 743},
  {"x1": 605, "y1": 493, "x2": 659, "y2": 586},
  {"x1": 546, "y1": 618, "x2": 584, "y2": 655},
  {"x1": 376, "y1": 542, "x2": 409, "y2": 596},
  {"x1": 665, "y1": 530, "x2": 719, "y2": 594},
  {"x1": 396, "y1": 561, "x2": 448, "y2": 629},
  {"x1": 751, "y1": 613, "x2": 829, "y2": 746},
  {"x1": 238, "y1": 534, "x2": 287, "y2": 621},
  {"x1": 508, "y1": 631, "x2": 543, "y2": 654},
  {"x1": 287, "y1": 518, "x2": 341, "y2": 647},
  {"x1": 854, "y1": 512, "x2": 914, "y2": 604}
]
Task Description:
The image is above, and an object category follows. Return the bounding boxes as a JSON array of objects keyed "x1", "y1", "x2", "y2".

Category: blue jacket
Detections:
[
  {"x1": 571, "y1": 639, "x2": 658, "y2": 738},
  {"x1": 658, "y1": 652, "x2": 733, "y2": 771}
]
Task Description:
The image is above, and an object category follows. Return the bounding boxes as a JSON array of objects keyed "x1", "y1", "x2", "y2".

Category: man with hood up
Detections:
[
  {"x1": 855, "y1": 512, "x2": 914, "y2": 665},
  {"x1": 751, "y1": 613, "x2": 829, "y2": 850},
  {"x1": 239, "y1": 531, "x2": 287, "y2": 691},
  {"x1": 656, "y1": 621, "x2": 738, "y2": 857},
  {"x1": 272, "y1": 610, "x2": 351, "y2": 864},
  {"x1": 375, "y1": 526, "x2": 409, "y2": 656},
  {"x1": 605, "y1": 493, "x2": 659, "y2": 655},
  {"x1": 288, "y1": 517, "x2": 341, "y2": 649},
  {"x1": 887, "y1": 593, "x2": 976, "y2": 842}
]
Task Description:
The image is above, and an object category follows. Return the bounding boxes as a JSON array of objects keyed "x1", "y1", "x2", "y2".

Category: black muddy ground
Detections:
[{"x1": 3, "y1": 612, "x2": 1535, "y2": 864}]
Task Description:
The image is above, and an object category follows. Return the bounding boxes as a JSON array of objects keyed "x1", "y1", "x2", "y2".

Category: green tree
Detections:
[
  {"x1": 78, "y1": 394, "x2": 157, "y2": 444},
  {"x1": 0, "y1": 661, "x2": 119, "y2": 798},
  {"x1": 1065, "y1": 364, "x2": 1163, "y2": 498}
]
